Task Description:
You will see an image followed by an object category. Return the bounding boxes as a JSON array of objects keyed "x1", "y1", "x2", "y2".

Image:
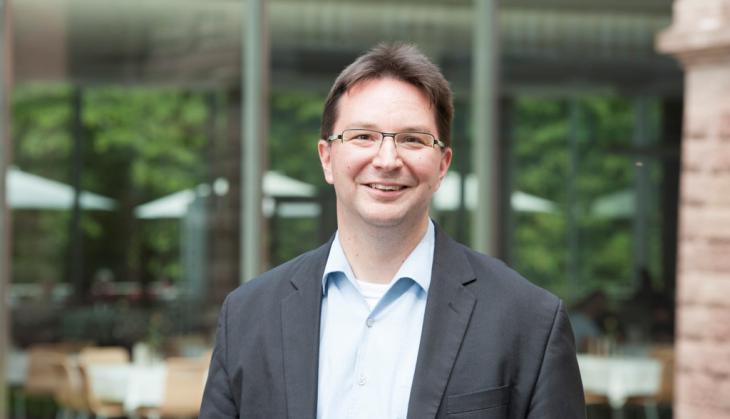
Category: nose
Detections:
[{"x1": 372, "y1": 135, "x2": 403, "y2": 170}]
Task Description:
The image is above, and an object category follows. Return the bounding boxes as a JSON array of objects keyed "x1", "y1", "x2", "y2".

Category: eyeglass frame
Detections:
[{"x1": 326, "y1": 128, "x2": 447, "y2": 150}]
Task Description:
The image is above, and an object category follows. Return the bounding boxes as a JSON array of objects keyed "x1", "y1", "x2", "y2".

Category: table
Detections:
[
  {"x1": 87, "y1": 363, "x2": 167, "y2": 413},
  {"x1": 578, "y1": 354, "x2": 662, "y2": 418}
]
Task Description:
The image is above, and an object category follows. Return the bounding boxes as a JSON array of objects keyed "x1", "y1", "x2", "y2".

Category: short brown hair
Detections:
[{"x1": 320, "y1": 42, "x2": 454, "y2": 147}]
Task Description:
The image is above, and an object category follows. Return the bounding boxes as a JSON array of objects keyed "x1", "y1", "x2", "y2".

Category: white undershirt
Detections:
[{"x1": 356, "y1": 279, "x2": 391, "y2": 310}]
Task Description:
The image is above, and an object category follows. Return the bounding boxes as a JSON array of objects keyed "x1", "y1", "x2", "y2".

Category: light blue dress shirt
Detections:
[{"x1": 316, "y1": 220, "x2": 435, "y2": 419}]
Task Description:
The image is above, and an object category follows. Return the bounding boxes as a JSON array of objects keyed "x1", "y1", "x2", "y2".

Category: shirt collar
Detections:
[{"x1": 321, "y1": 219, "x2": 435, "y2": 294}]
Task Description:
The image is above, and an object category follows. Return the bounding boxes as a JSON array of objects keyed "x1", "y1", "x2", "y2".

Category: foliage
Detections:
[
  {"x1": 267, "y1": 91, "x2": 333, "y2": 261},
  {"x1": 268, "y1": 90, "x2": 327, "y2": 187},
  {"x1": 12, "y1": 85, "x2": 74, "y2": 178},
  {"x1": 12, "y1": 85, "x2": 210, "y2": 288},
  {"x1": 12, "y1": 85, "x2": 328, "y2": 289},
  {"x1": 12, "y1": 85, "x2": 75, "y2": 284},
  {"x1": 81, "y1": 87, "x2": 208, "y2": 196},
  {"x1": 512, "y1": 96, "x2": 660, "y2": 303}
]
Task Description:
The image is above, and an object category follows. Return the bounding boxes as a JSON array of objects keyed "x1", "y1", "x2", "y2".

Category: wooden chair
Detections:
[
  {"x1": 78, "y1": 347, "x2": 129, "y2": 365},
  {"x1": 139, "y1": 356, "x2": 208, "y2": 418},
  {"x1": 23, "y1": 346, "x2": 67, "y2": 398},
  {"x1": 584, "y1": 391, "x2": 609, "y2": 405},
  {"x1": 77, "y1": 347, "x2": 130, "y2": 419},
  {"x1": 52, "y1": 356, "x2": 90, "y2": 419},
  {"x1": 17, "y1": 346, "x2": 68, "y2": 419}
]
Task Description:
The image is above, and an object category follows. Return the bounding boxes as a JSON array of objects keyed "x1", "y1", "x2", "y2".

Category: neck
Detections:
[{"x1": 337, "y1": 216, "x2": 430, "y2": 284}]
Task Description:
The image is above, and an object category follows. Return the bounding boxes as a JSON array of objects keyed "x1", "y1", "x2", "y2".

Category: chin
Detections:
[
  {"x1": 338, "y1": 199, "x2": 427, "y2": 230},
  {"x1": 349, "y1": 208, "x2": 400, "y2": 227},
  {"x1": 360, "y1": 209, "x2": 421, "y2": 229}
]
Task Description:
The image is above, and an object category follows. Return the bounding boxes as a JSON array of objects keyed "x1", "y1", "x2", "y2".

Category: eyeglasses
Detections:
[{"x1": 326, "y1": 128, "x2": 446, "y2": 151}]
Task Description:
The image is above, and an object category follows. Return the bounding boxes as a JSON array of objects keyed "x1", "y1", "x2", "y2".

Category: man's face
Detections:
[{"x1": 318, "y1": 77, "x2": 452, "y2": 230}]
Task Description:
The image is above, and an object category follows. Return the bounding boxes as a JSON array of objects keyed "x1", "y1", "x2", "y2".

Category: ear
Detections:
[
  {"x1": 438, "y1": 147, "x2": 453, "y2": 181},
  {"x1": 318, "y1": 140, "x2": 335, "y2": 185}
]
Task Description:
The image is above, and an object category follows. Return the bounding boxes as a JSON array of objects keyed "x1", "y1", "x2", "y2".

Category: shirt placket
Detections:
[
  {"x1": 350, "y1": 280, "x2": 414, "y2": 419},
  {"x1": 348, "y1": 309, "x2": 376, "y2": 419}
]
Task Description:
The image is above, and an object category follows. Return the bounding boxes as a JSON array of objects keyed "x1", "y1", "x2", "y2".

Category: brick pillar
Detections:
[{"x1": 657, "y1": 1, "x2": 730, "y2": 418}]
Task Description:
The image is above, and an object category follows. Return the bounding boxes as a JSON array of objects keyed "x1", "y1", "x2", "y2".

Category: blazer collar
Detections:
[
  {"x1": 280, "y1": 238, "x2": 332, "y2": 419},
  {"x1": 407, "y1": 224, "x2": 477, "y2": 419}
]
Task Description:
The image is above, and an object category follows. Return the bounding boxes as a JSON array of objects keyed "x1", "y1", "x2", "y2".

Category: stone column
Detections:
[{"x1": 657, "y1": 1, "x2": 730, "y2": 418}]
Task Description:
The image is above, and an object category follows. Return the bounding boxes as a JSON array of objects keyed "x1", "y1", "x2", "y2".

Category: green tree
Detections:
[
  {"x1": 512, "y1": 95, "x2": 658, "y2": 302},
  {"x1": 12, "y1": 85, "x2": 211, "y2": 292}
]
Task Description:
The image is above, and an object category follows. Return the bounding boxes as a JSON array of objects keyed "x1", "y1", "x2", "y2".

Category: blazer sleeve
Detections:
[
  {"x1": 200, "y1": 296, "x2": 239, "y2": 419},
  {"x1": 527, "y1": 301, "x2": 587, "y2": 419}
]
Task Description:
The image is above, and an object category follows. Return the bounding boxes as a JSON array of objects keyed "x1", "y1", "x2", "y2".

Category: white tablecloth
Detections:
[
  {"x1": 88, "y1": 363, "x2": 167, "y2": 412},
  {"x1": 577, "y1": 354, "x2": 662, "y2": 409}
]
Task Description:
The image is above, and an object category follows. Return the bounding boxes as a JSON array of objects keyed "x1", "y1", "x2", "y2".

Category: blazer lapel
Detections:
[
  {"x1": 280, "y1": 242, "x2": 331, "y2": 419},
  {"x1": 407, "y1": 227, "x2": 477, "y2": 419}
]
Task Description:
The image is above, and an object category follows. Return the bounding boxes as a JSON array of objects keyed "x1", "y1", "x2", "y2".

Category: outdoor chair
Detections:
[
  {"x1": 53, "y1": 356, "x2": 90, "y2": 419},
  {"x1": 17, "y1": 344, "x2": 83, "y2": 419}
]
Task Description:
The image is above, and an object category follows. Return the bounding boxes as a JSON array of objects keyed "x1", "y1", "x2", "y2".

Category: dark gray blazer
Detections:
[{"x1": 200, "y1": 226, "x2": 585, "y2": 419}]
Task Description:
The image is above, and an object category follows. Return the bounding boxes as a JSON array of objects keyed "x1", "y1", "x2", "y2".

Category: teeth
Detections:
[{"x1": 370, "y1": 184, "x2": 403, "y2": 191}]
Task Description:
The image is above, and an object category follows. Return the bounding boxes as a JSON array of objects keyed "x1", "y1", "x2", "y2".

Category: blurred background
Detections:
[{"x1": 0, "y1": 0, "x2": 717, "y2": 418}]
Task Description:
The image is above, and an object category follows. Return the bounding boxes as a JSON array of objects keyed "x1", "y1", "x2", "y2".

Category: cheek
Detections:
[
  {"x1": 413, "y1": 157, "x2": 444, "y2": 181},
  {"x1": 330, "y1": 160, "x2": 358, "y2": 185},
  {"x1": 339, "y1": 163, "x2": 354, "y2": 179},
  {"x1": 340, "y1": 156, "x2": 369, "y2": 177}
]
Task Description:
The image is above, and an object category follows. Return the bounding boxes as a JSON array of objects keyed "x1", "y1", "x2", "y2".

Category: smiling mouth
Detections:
[{"x1": 367, "y1": 183, "x2": 406, "y2": 191}]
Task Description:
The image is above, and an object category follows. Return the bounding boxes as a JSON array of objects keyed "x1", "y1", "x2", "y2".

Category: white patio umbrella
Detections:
[
  {"x1": 263, "y1": 171, "x2": 315, "y2": 197},
  {"x1": 6, "y1": 166, "x2": 115, "y2": 210},
  {"x1": 135, "y1": 171, "x2": 319, "y2": 219},
  {"x1": 433, "y1": 172, "x2": 558, "y2": 213},
  {"x1": 590, "y1": 189, "x2": 633, "y2": 218},
  {"x1": 134, "y1": 188, "x2": 198, "y2": 219}
]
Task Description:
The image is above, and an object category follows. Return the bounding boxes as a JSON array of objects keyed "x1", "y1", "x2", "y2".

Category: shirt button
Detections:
[
  {"x1": 358, "y1": 375, "x2": 367, "y2": 386},
  {"x1": 366, "y1": 318, "x2": 374, "y2": 328}
]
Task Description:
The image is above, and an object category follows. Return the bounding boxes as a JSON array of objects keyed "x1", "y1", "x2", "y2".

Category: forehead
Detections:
[{"x1": 334, "y1": 77, "x2": 436, "y2": 130}]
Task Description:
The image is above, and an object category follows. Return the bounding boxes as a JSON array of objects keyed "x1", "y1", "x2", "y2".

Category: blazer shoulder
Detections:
[{"x1": 456, "y1": 241, "x2": 562, "y2": 312}]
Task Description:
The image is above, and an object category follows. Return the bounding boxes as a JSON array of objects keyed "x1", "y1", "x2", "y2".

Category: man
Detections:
[{"x1": 200, "y1": 43, "x2": 585, "y2": 419}]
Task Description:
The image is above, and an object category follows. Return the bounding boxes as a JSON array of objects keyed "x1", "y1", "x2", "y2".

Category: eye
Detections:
[
  {"x1": 397, "y1": 133, "x2": 431, "y2": 147},
  {"x1": 352, "y1": 133, "x2": 376, "y2": 141},
  {"x1": 344, "y1": 129, "x2": 380, "y2": 144}
]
